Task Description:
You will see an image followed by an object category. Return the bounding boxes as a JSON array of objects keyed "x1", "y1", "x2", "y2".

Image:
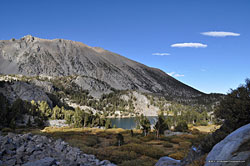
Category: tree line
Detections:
[{"x1": 0, "y1": 95, "x2": 112, "y2": 129}]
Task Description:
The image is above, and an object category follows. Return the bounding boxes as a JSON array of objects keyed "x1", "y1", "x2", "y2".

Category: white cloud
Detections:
[
  {"x1": 174, "y1": 74, "x2": 184, "y2": 77},
  {"x1": 167, "y1": 72, "x2": 175, "y2": 76},
  {"x1": 167, "y1": 72, "x2": 184, "y2": 77},
  {"x1": 171, "y1": 43, "x2": 207, "y2": 48},
  {"x1": 201, "y1": 31, "x2": 240, "y2": 37},
  {"x1": 152, "y1": 53, "x2": 170, "y2": 56}
]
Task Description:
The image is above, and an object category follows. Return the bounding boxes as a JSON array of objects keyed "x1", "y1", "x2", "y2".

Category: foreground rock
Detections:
[
  {"x1": 0, "y1": 132, "x2": 116, "y2": 166},
  {"x1": 155, "y1": 156, "x2": 180, "y2": 166},
  {"x1": 205, "y1": 123, "x2": 250, "y2": 166}
]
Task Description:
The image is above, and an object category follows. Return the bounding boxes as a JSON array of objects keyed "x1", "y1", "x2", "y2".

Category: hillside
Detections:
[{"x1": 0, "y1": 35, "x2": 207, "y2": 100}]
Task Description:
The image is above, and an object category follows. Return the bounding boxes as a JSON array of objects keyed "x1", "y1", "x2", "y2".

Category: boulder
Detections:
[
  {"x1": 155, "y1": 156, "x2": 180, "y2": 166},
  {"x1": 46, "y1": 120, "x2": 68, "y2": 127},
  {"x1": 205, "y1": 123, "x2": 250, "y2": 166},
  {"x1": 22, "y1": 157, "x2": 56, "y2": 166},
  {"x1": 0, "y1": 133, "x2": 116, "y2": 166}
]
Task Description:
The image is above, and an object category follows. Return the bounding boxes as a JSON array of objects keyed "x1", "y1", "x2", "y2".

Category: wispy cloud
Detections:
[
  {"x1": 171, "y1": 43, "x2": 207, "y2": 48},
  {"x1": 152, "y1": 53, "x2": 170, "y2": 56},
  {"x1": 167, "y1": 72, "x2": 175, "y2": 76},
  {"x1": 201, "y1": 69, "x2": 206, "y2": 72},
  {"x1": 167, "y1": 72, "x2": 184, "y2": 77},
  {"x1": 174, "y1": 74, "x2": 184, "y2": 77},
  {"x1": 201, "y1": 31, "x2": 240, "y2": 37}
]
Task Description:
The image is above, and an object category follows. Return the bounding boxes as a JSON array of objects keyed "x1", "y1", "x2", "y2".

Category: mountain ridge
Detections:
[{"x1": 0, "y1": 35, "x2": 209, "y2": 100}]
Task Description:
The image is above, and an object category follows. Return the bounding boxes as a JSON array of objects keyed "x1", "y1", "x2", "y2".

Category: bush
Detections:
[
  {"x1": 200, "y1": 121, "x2": 208, "y2": 126},
  {"x1": 169, "y1": 152, "x2": 185, "y2": 160},
  {"x1": 125, "y1": 137, "x2": 142, "y2": 144},
  {"x1": 170, "y1": 138, "x2": 183, "y2": 144},
  {"x1": 179, "y1": 134, "x2": 197, "y2": 140},
  {"x1": 1, "y1": 127, "x2": 12, "y2": 132},
  {"x1": 187, "y1": 154, "x2": 207, "y2": 166},
  {"x1": 116, "y1": 133, "x2": 124, "y2": 146},
  {"x1": 159, "y1": 136, "x2": 172, "y2": 141},
  {"x1": 163, "y1": 142, "x2": 173, "y2": 148},
  {"x1": 96, "y1": 147, "x2": 138, "y2": 164},
  {"x1": 191, "y1": 129, "x2": 200, "y2": 135},
  {"x1": 120, "y1": 156, "x2": 157, "y2": 166},
  {"x1": 83, "y1": 135, "x2": 100, "y2": 147},
  {"x1": 120, "y1": 143, "x2": 165, "y2": 159},
  {"x1": 179, "y1": 141, "x2": 191, "y2": 148},
  {"x1": 79, "y1": 144, "x2": 97, "y2": 155},
  {"x1": 140, "y1": 134, "x2": 155, "y2": 142},
  {"x1": 175, "y1": 121, "x2": 188, "y2": 132}
]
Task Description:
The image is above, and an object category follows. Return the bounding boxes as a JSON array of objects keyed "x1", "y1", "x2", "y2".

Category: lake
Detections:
[{"x1": 110, "y1": 116, "x2": 158, "y2": 129}]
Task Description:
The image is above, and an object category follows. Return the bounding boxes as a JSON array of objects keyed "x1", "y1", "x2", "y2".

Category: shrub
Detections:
[
  {"x1": 159, "y1": 136, "x2": 172, "y2": 141},
  {"x1": 170, "y1": 138, "x2": 183, "y2": 144},
  {"x1": 120, "y1": 156, "x2": 157, "y2": 166},
  {"x1": 120, "y1": 143, "x2": 165, "y2": 159},
  {"x1": 83, "y1": 135, "x2": 100, "y2": 147},
  {"x1": 125, "y1": 137, "x2": 142, "y2": 144},
  {"x1": 116, "y1": 133, "x2": 124, "y2": 146},
  {"x1": 169, "y1": 152, "x2": 185, "y2": 160},
  {"x1": 187, "y1": 154, "x2": 207, "y2": 166},
  {"x1": 1, "y1": 127, "x2": 12, "y2": 132},
  {"x1": 179, "y1": 134, "x2": 197, "y2": 140},
  {"x1": 76, "y1": 144, "x2": 97, "y2": 155},
  {"x1": 200, "y1": 121, "x2": 208, "y2": 126},
  {"x1": 191, "y1": 129, "x2": 200, "y2": 135},
  {"x1": 96, "y1": 147, "x2": 138, "y2": 164},
  {"x1": 175, "y1": 121, "x2": 188, "y2": 132},
  {"x1": 140, "y1": 134, "x2": 155, "y2": 142},
  {"x1": 163, "y1": 142, "x2": 173, "y2": 148},
  {"x1": 179, "y1": 141, "x2": 192, "y2": 148}
]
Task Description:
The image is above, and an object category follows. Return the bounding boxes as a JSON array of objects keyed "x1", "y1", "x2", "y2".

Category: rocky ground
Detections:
[{"x1": 0, "y1": 132, "x2": 116, "y2": 166}]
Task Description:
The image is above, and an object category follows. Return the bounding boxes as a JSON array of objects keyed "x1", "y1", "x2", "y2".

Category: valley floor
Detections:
[{"x1": 6, "y1": 126, "x2": 214, "y2": 166}]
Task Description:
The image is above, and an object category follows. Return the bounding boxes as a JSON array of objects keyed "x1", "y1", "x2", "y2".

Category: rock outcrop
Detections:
[
  {"x1": 0, "y1": 81, "x2": 52, "y2": 106},
  {"x1": 205, "y1": 123, "x2": 250, "y2": 166},
  {"x1": 0, "y1": 132, "x2": 116, "y2": 166}
]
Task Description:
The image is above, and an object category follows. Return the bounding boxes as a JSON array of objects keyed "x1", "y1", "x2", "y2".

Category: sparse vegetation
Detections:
[{"x1": 9, "y1": 127, "x2": 202, "y2": 165}]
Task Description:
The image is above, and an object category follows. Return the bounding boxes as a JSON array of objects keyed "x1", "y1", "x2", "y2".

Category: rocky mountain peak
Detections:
[{"x1": 0, "y1": 36, "x2": 208, "y2": 100}]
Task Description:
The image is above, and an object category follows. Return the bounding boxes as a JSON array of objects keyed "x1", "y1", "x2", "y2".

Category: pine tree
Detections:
[
  {"x1": 38, "y1": 101, "x2": 52, "y2": 117},
  {"x1": 154, "y1": 112, "x2": 168, "y2": 138},
  {"x1": 105, "y1": 119, "x2": 112, "y2": 129},
  {"x1": 73, "y1": 107, "x2": 85, "y2": 127},
  {"x1": 116, "y1": 133, "x2": 124, "y2": 146},
  {"x1": 139, "y1": 114, "x2": 151, "y2": 136}
]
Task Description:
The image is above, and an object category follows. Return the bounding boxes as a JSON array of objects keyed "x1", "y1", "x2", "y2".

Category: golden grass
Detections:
[
  {"x1": 179, "y1": 141, "x2": 192, "y2": 148},
  {"x1": 12, "y1": 126, "x2": 206, "y2": 166},
  {"x1": 170, "y1": 137, "x2": 184, "y2": 144},
  {"x1": 191, "y1": 125, "x2": 220, "y2": 133},
  {"x1": 169, "y1": 152, "x2": 185, "y2": 160}
]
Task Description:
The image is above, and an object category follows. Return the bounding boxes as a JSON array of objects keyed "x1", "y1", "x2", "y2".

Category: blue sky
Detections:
[{"x1": 0, "y1": 0, "x2": 249, "y2": 94}]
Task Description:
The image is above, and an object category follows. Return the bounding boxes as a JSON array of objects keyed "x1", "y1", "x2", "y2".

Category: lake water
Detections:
[{"x1": 110, "y1": 116, "x2": 158, "y2": 129}]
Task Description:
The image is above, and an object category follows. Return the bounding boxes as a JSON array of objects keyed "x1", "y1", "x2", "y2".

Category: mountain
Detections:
[{"x1": 0, "y1": 35, "x2": 208, "y2": 100}]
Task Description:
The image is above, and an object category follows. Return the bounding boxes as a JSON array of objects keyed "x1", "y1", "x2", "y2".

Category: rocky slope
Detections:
[
  {"x1": 0, "y1": 79, "x2": 52, "y2": 106},
  {"x1": 0, "y1": 35, "x2": 205, "y2": 100},
  {"x1": 0, "y1": 132, "x2": 115, "y2": 166}
]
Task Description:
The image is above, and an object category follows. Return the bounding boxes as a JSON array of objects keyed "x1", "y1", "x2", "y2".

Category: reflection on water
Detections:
[{"x1": 110, "y1": 116, "x2": 158, "y2": 129}]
